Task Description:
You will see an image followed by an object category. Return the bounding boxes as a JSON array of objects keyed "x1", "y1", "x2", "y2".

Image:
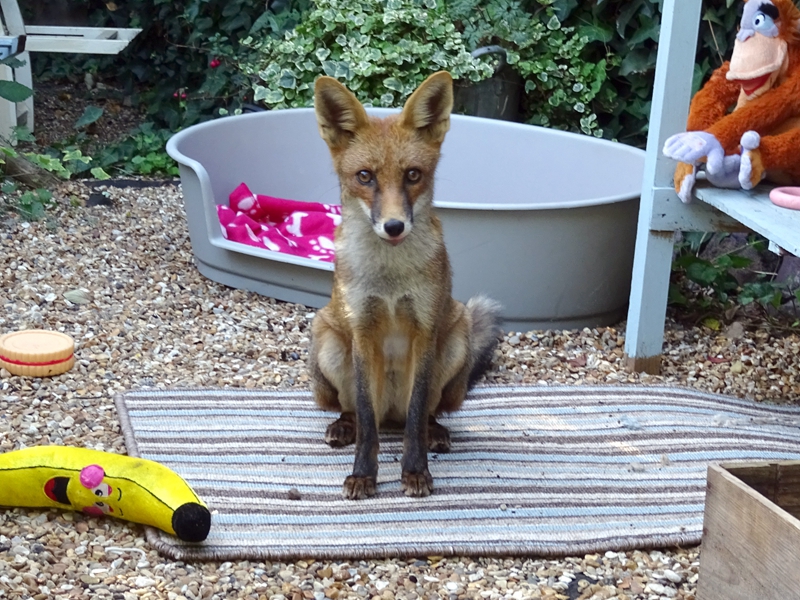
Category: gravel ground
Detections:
[{"x1": 0, "y1": 182, "x2": 798, "y2": 600}]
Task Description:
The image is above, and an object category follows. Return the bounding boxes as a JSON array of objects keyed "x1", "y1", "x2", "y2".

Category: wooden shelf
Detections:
[{"x1": 694, "y1": 183, "x2": 800, "y2": 257}]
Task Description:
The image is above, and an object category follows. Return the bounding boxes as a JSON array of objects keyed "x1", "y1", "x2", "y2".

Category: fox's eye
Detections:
[
  {"x1": 356, "y1": 170, "x2": 373, "y2": 185},
  {"x1": 406, "y1": 169, "x2": 422, "y2": 183}
]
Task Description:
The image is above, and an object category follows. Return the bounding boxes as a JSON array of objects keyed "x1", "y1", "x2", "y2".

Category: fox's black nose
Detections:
[{"x1": 383, "y1": 220, "x2": 405, "y2": 237}]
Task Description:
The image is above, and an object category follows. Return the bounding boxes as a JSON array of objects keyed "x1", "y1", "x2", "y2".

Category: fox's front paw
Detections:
[
  {"x1": 343, "y1": 475, "x2": 376, "y2": 499},
  {"x1": 325, "y1": 413, "x2": 356, "y2": 447},
  {"x1": 401, "y1": 469, "x2": 433, "y2": 497}
]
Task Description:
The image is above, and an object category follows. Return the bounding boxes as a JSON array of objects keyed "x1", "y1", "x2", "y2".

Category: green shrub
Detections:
[
  {"x1": 448, "y1": 0, "x2": 609, "y2": 135},
  {"x1": 35, "y1": 0, "x2": 308, "y2": 129},
  {"x1": 35, "y1": 0, "x2": 744, "y2": 144},
  {"x1": 241, "y1": 0, "x2": 493, "y2": 110},
  {"x1": 557, "y1": 0, "x2": 741, "y2": 145}
]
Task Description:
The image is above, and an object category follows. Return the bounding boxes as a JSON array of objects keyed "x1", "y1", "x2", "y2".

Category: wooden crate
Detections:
[{"x1": 697, "y1": 462, "x2": 800, "y2": 600}]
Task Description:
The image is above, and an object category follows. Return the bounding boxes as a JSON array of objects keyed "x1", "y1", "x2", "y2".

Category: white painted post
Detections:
[
  {"x1": 0, "y1": 0, "x2": 32, "y2": 132},
  {"x1": 624, "y1": 0, "x2": 703, "y2": 373}
]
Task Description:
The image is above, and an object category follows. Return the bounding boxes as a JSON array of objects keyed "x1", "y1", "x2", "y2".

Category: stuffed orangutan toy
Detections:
[{"x1": 663, "y1": 0, "x2": 800, "y2": 203}]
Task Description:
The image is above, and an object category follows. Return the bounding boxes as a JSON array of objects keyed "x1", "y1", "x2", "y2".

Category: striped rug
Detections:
[{"x1": 115, "y1": 386, "x2": 800, "y2": 561}]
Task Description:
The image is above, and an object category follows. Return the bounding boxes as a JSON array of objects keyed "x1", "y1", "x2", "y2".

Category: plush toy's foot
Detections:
[
  {"x1": 705, "y1": 153, "x2": 742, "y2": 189},
  {"x1": 739, "y1": 131, "x2": 765, "y2": 190},
  {"x1": 674, "y1": 162, "x2": 697, "y2": 203}
]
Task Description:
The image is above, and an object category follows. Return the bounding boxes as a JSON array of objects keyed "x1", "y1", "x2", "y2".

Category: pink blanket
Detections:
[{"x1": 218, "y1": 183, "x2": 341, "y2": 262}]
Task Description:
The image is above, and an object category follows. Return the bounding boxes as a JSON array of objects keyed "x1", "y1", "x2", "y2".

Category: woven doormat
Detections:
[{"x1": 115, "y1": 386, "x2": 800, "y2": 561}]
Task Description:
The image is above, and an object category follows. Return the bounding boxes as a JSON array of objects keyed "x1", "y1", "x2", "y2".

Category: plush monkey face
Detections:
[
  {"x1": 727, "y1": 0, "x2": 788, "y2": 96},
  {"x1": 738, "y1": 0, "x2": 781, "y2": 40}
]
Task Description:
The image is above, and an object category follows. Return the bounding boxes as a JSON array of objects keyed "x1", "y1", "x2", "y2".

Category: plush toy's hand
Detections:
[
  {"x1": 664, "y1": 131, "x2": 726, "y2": 173},
  {"x1": 705, "y1": 154, "x2": 742, "y2": 189},
  {"x1": 739, "y1": 131, "x2": 765, "y2": 190}
]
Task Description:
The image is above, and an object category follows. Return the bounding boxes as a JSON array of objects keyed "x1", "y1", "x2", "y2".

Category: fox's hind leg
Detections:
[
  {"x1": 432, "y1": 297, "x2": 502, "y2": 446},
  {"x1": 428, "y1": 416, "x2": 451, "y2": 453},
  {"x1": 309, "y1": 307, "x2": 356, "y2": 447},
  {"x1": 325, "y1": 413, "x2": 356, "y2": 447}
]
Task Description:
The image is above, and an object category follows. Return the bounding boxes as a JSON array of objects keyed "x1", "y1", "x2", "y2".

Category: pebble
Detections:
[{"x1": 0, "y1": 182, "x2": 796, "y2": 600}]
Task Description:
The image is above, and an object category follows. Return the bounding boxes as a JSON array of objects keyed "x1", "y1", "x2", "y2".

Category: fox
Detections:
[{"x1": 308, "y1": 71, "x2": 502, "y2": 500}]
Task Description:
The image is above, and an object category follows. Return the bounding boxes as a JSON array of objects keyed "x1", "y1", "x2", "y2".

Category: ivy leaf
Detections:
[
  {"x1": 383, "y1": 77, "x2": 403, "y2": 92},
  {"x1": 278, "y1": 69, "x2": 297, "y2": 89},
  {"x1": 322, "y1": 61, "x2": 338, "y2": 77},
  {"x1": 75, "y1": 106, "x2": 104, "y2": 129},
  {"x1": 685, "y1": 260, "x2": 720, "y2": 286},
  {"x1": 619, "y1": 50, "x2": 653, "y2": 76},
  {"x1": 0, "y1": 80, "x2": 32, "y2": 102},
  {"x1": 91, "y1": 167, "x2": 112, "y2": 180},
  {"x1": 264, "y1": 89, "x2": 285, "y2": 104},
  {"x1": 577, "y1": 24, "x2": 613, "y2": 43},
  {"x1": 627, "y1": 16, "x2": 659, "y2": 46}
]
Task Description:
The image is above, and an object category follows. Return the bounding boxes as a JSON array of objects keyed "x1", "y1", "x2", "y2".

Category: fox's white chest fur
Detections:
[{"x1": 337, "y1": 207, "x2": 443, "y2": 328}]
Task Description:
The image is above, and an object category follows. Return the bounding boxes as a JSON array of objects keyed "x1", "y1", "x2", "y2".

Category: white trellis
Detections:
[
  {"x1": 0, "y1": 0, "x2": 141, "y2": 139},
  {"x1": 623, "y1": 0, "x2": 800, "y2": 374}
]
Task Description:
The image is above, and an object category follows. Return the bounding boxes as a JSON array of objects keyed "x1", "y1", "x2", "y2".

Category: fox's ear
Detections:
[
  {"x1": 401, "y1": 71, "x2": 454, "y2": 144},
  {"x1": 314, "y1": 76, "x2": 369, "y2": 149}
]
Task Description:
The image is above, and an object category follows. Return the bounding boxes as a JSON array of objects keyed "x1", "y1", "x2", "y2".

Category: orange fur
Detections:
[
  {"x1": 683, "y1": 0, "x2": 800, "y2": 182},
  {"x1": 309, "y1": 73, "x2": 502, "y2": 499}
]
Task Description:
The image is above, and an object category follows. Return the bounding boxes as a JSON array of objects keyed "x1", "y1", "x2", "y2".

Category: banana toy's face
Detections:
[{"x1": 44, "y1": 464, "x2": 125, "y2": 517}]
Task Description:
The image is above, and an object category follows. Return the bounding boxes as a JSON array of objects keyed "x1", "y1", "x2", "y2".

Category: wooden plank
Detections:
[
  {"x1": 0, "y1": 0, "x2": 25, "y2": 36},
  {"x1": 649, "y1": 186, "x2": 745, "y2": 232},
  {"x1": 0, "y1": 63, "x2": 18, "y2": 141},
  {"x1": 623, "y1": 0, "x2": 703, "y2": 370},
  {"x1": 695, "y1": 183, "x2": 800, "y2": 257},
  {"x1": 25, "y1": 26, "x2": 141, "y2": 42},
  {"x1": 725, "y1": 461, "x2": 800, "y2": 520},
  {"x1": 697, "y1": 464, "x2": 800, "y2": 600},
  {"x1": 25, "y1": 37, "x2": 132, "y2": 54}
]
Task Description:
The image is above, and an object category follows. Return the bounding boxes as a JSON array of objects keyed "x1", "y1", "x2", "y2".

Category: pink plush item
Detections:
[
  {"x1": 770, "y1": 187, "x2": 800, "y2": 210},
  {"x1": 218, "y1": 183, "x2": 341, "y2": 262}
]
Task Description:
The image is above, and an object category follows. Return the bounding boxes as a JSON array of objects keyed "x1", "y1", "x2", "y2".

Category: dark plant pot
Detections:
[{"x1": 453, "y1": 46, "x2": 523, "y2": 122}]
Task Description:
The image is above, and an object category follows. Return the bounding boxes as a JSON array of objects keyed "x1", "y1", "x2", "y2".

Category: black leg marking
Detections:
[
  {"x1": 344, "y1": 356, "x2": 379, "y2": 500},
  {"x1": 402, "y1": 352, "x2": 434, "y2": 497}
]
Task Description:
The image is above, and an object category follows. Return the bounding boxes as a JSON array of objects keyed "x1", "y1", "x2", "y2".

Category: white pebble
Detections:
[
  {"x1": 646, "y1": 583, "x2": 665, "y2": 594},
  {"x1": 663, "y1": 569, "x2": 682, "y2": 583}
]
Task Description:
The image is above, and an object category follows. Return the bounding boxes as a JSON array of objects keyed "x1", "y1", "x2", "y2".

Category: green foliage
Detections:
[
  {"x1": 670, "y1": 233, "x2": 789, "y2": 313},
  {"x1": 35, "y1": 0, "x2": 309, "y2": 129},
  {"x1": 1, "y1": 183, "x2": 55, "y2": 221},
  {"x1": 448, "y1": 0, "x2": 609, "y2": 135},
  {"x1": 93, "y1": 124, "x2": 179, "y2": 177},
  {"x1": 74, "y1": 106, "x2": 104, "y2": 129},
  {"x1": 556, "y1": 0, "x2": 741, "y2": 145},
  {"x1": 241, "y1": 0, "x2": 493, "y2": 110},
  {"x1": 0, "y1": 80, "x2": 33, "y2": 103}
]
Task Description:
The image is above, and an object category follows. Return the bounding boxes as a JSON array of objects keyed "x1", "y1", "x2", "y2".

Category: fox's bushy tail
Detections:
[{"x1": 466, "y1": 295, "x2": 503, "y2": 388}]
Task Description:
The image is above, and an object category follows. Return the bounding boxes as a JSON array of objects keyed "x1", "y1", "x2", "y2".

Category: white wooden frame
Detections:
[
  {"x1": 624, "y1": 0, "x2": 800, "y2": 374},
  {"x1": 0, "y1": 0, "x2": 141, "y2": 139}
]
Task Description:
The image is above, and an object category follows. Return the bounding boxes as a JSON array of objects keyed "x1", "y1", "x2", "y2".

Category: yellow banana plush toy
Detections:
[{"x1": 0, "y1": 446, "x2": 210, "y2": 542}]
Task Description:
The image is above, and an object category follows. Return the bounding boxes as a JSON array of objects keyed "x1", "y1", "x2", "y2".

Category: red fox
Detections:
[{"x1": 309, "y1": 71, "x2": 502, "y2": 499}]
